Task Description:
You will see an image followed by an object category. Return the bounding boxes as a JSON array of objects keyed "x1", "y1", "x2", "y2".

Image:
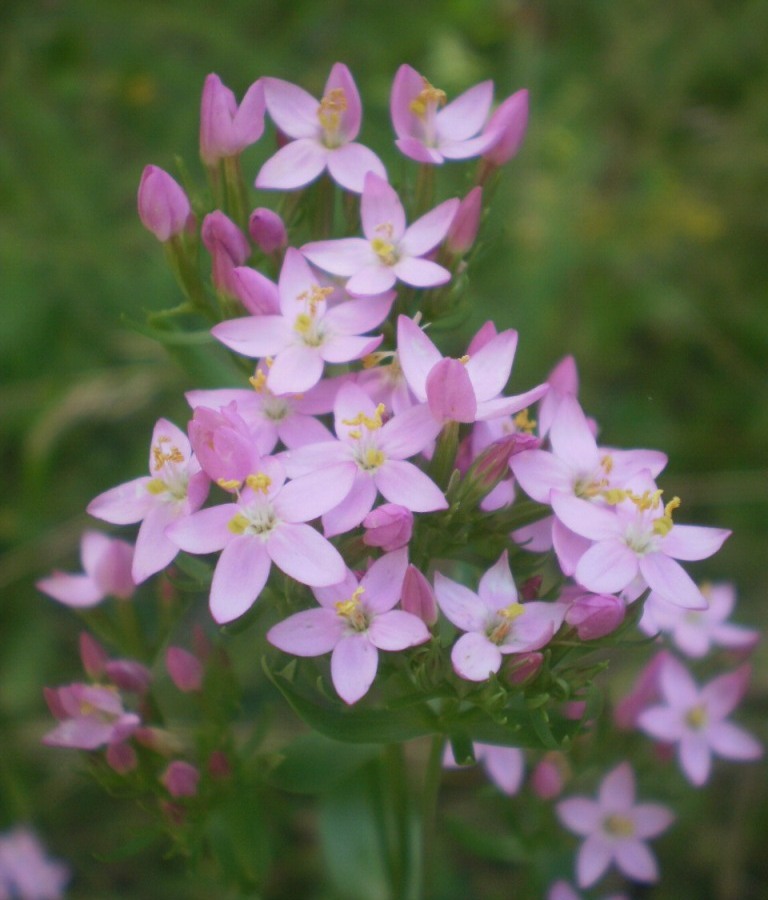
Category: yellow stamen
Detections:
[
  {"x1": 297, "y1": 284, "x2": 333, "y2": 313},
  {"x1": 514, "y1": 408, "x2": 537, "y2": 433},
  {"x1": 146, "y1": 478, "x2": 167, "y2": 495},
  {"x1": 652, "y1": 496, "x2": 681, "y2": 536},
  {"x1": 217, "y1": 478, "x2": 242, "y2": 491},
  {"x1": 228, "y1": 512, "x2": 250, "y2": 534},
  {"x1": 685, "y1": 703, "x2": 708, "y2": 730},
  {"x1": 362, "y1": 447, "x2": 385, "y2": 470},
  {"x1": 603, "y1": 814, "x2": 635, "y2": 837},
  {"x1": 294, "y1": 313, "x2": 313, "y2": 335},
  {"x1": 249, "y1": 370, "x2": 267, "y2": 392},
  {"x1": 246, "y1": 473, "x2": 272, "y2": 494},
  {"x1": 343, "y1": 404, "x2": 386, "y2": 432},
  {"x1": 601, "y1": 454, "x2": 614, "y2": 474},
  {"x1": 335, "y1": 586, "x2": 367, "y2": 630},
  {"x1": 371, "y1": 236, "x2": 397, "y2": 266},
  {"x1": 458, "y1": 354, "x2": 470, "y2": 365},
  {"x1": 409, "y1": 78, "x2": 447, "y2": 118},
  {"x1": 317, "y1": 87, "x2": 347, "y2": 133},
  {"x1": 487, "y1": 603, "x2": 525, "y2": 644},
  {"x1": 152, "y1": 439, "x2": 184, "y2": 470}
]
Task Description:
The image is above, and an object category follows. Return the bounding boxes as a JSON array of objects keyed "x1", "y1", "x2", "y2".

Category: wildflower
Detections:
[
  {"x1": 256, "y1": 63, "x2": 385, "y2": 192},
  {"x1": 301, "y1": 172, "x2": 459, "y2": 295},
  {"x1": 480, "y1": 89, "x2": 529, "y2": 167},
  {"x1": 161, "y1": 760, "x2": 200, "y2": 798},
  {"x1": 248, "y1": 206, "x2": 287, "y2": 254},
  {"x1": 637, "y1": 656, "x2": 762, "y2": 785},
  {"x1": 201, "y1": 210, "x2": 251, "y2": 296},
  {"x1": 556, "y1": 762, "x2": 674, "y2": 887},
  {"x1": 137, "y1": 165, "x2": 193, "y2": 242},
  {"x1": 0, "y1": 827, "x2": 69, "y2": 900},
  {"x1": 434, "y1": 551, "x2": 564, "y2": 682},
  {"x1": 199, "y1": 73, "x2": 265, "y2": 166},
  {"x1": 37, "y1": 530, "x2": 135, "y2": 608},
  {"x1": 87, "y1": 419, "x2": 209, "y2": 583},
  {"x1": 267, "y1": 550, "x2": 429, "y2": 704}
]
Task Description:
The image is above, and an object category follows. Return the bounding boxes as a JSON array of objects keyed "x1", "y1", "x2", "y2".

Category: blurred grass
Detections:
[{"x1": 1, "y1": 0, "x2": 766, "y2": 896}]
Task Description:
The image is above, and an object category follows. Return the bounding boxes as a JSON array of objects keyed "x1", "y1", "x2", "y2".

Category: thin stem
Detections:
[{"x1": 419, "y1": 733, "x2": 446, "y2": 900}]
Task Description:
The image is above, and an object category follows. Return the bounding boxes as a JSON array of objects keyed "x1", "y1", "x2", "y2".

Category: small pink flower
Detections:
[
  {"x1": 445, "y1": 186, "x2": 483, "y2": 256},
  {"x1": 256, "y1": 63, "x2": 386, "y2": 193},
  {"x1": 37, "y1": 530, "x2": 135, "y2": 608},
  {"x1": 137, "y1": 165, "x2": 193, "y2": 242},
  {"x1": 638, "y1": 657, "x2": 762, "y2": 786},
  {"x1": 268, "y1": 550, "x2": 429, "y2": 705},
  {"x1": 166, "y1": 646, "x2": 204, "y2": 693},
  {"x1": 480, "y1": 89, "x2": 529, "y2": 167},
  {"x1": 248, "y1": 207, "x2": 287, "y2": 254},
  {"x1": 202, "y1": 210, "x2": 251, "y2": 296},
  {"x1": 556, "y1": 762, "x2": 674, "y2": 888},
  {"x1": 302, "y1": 172, "x2": 459, "y2": 296},
  {"x1": 43, "y1": 683, "x2": 140, "y2": 752},
  {"x1": 199, "y1": 73, "x2": 265, "y2": 166},
  {"x1": 0, "y1": 827, "x2": 70, "y2": 900},
  {"x1": 161, "y1": 760, "x2": 201, "y2": 798},
  {"x1": 565, "y1": 592, "x2": 626, "y2": 640}
]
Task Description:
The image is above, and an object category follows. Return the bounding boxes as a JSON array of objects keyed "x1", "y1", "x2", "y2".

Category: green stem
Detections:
[
  {"x1": 419, "y1": 733, "x2": 446, "y2": 900},
  {"x1": 223, "y1": 155, "x2": 249, "y2": 232}
]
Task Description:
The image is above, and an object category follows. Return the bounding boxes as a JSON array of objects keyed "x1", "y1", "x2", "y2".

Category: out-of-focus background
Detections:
[{"x1": 1, "y1": 1, "x2": 766, "y2": 897}]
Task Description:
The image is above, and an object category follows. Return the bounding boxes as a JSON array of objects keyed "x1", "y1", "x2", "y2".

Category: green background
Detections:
[{"x1": 1, "y1": 0, "x2": 766, "y2": 897}]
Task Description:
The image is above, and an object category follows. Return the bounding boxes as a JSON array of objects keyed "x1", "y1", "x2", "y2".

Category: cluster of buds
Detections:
[{"x1": 40, "y1": 62, "x2": 761, "y2": 895}]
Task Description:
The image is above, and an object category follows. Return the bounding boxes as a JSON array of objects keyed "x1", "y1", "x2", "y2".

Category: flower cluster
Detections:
[{"x1": 40, "y1": 62, "x2": 761, "y2": 896}]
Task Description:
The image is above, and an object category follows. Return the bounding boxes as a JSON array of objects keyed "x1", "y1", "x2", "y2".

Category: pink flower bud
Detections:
[
  {"x1": 161, "y1": 760, "x2": 200, "y2": 798},
  {"x1": 208, "y1": 749, "x2": 232, "y2": 780},
  {"x1": 507, "y1": 652, "x2": 543, "y2": 685},
  {"x1": 565, "y1": 592, "x2": 625, "y2": 640},
  {"x1": 248, "y1": 207, "x2": 287, "y2": 254},
  {"x1": 79, "y1": 632, "x2": 108, "y2": 679},
  {"x1": 200, "y1": 74, "x2": 266, "y2": 166},
  {"x1": 401, "y1": 564, "x2": 437, "y2": 626},
  {"x1": 104, "y1": 660, "x2": 152, "y2": 695},
  {"x1": 166, "y1": 646, "x2": 203, "y2": 693},
  {"x1": 446, "y1": 186, "x2": 483, "y2": 256},
  {"x1": 202, "y1": 210, "x2": 250, "y2": 294},
  {"x1": 362, "y1": 504, "x2": 414, "y2": 551},
  {"x1": 231, "y1": 266, "x2": 281, "y2": 315},
  {"x1": 482, "y1": 89, "x2": 529, "y2": 167},
  {"x1": 531, "y1": 753, "x2": 567, "y2": 799},
  {"x1": 106, "y1": 741, "x2": 138, "y2": 774},
  {"x1": 137, "y1": 165, "x2": 192, "y2": 242}
]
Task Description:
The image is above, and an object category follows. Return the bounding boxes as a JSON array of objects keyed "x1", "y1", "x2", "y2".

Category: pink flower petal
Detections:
[
  {"x1": 575, "y1": 540, "x2": 639, "y2": 594},
  {"x1": 556, "y1": 797, "x2": 602, "y2": 836},
  {"x1": 426, "y1": 358, "x2": 476, "y2": 423},
  {"x1": 322, "y1": 472, "x2": 378, "y2": 537},
  {"x1": 346, "y1": 265, "x2": 398, "y2": 296},
  {"x1": 36, "y1": 573, "x2": 103, "y2": 608},
  {"x1": 359, "y1": 548, "x2": 409, "y2": 613},
  {"x1": 276, "y1": 464, "x2": 357, "y2": 522},
  {"x1": 436, "y1": 81, "x2": 493, "y2": 142},
  {"x1": 660, "y1": 524, "x2": 731, "y2": 561},
  {"x1": 395, "y1": 137, "x2": 444, "y2": 164},
  {"x1": 267, "y1": 522, "x2": 346, "y2": 586},
  {"x1": 321, "y1": 333, "x2": 383, "y2": 364},
  {"x1": 209, "y1": 536, "x2": 271, "y2": 623},
  {"x1": 87, "y1": 477, "x2": 154, "y2": 525},
  {"x1": 400, "y1": 198, "x2": 459, "y2": 257},
  {"x1": 638, "y1": 553, "x2": 707, "y2": 610},
  {"x1": 268, "y1": 608, "x2": 344, "y2": 656},
  {"x1": 267, "y1": 344, "x2": 325, "y2": 394},
  {"x1": 374, "y1": 459, "x2": 447, "y2": 512},
  {"x1": 464, "y1": 329, "x2": 517, "y2": 401},
  {"x1": 679, "y1": 735, "x2": 712, "y2": 785},
  {"x1": 361, "y1": 172, "x2": 406, "y2": 241},
  {"x1": 301, "y1": 237, "x2": 373, "y2": 277},
  {"x1": 211, "y1": 315, "x2": 292, "y2": 358},
  {"x1": 549, "y1": 395, "x2": 599, "y2": 472},
  {"x1": 368, "y1": 609, "x2": 429, "y2": 651},
  {"x1": 326, "y1": 142, "x2": 387, "y2": 193},
  {"x1": 434, "y1": 574, "x2": 487, "y2": 632},
  {"x1": 263, "y1": 77, "x2": 321, "y2": 139},
  {"x1": 331, "y1": 634, "x2": 378, "y2": 704},
  {"x1": 397, "y1": 315, "x2": 443, "y2": 401},
  {"x1": 632, "y1": 803, "x2": 676, "y2": 838},
  {"x1": 133, "y1": 504, "x2": 182, "y2": 583},
  {"x1": 614, "y1": 838, "x2": 659, "y2": 883},
  {"x1": 390, "y1": 64, "x2": 427, "y2": 139},
  {"x1": 256, "y1": 138, "x2": 328, "y2": 190},
  {"x1": 576, "y1": 835, "x2": 613, "y2": 888},
  {"x1": 378, "y1": 403, "x2": 442, "y2": 459},
  {"x1": 451, "y1": 631, "x2": 502, "y2": 681},
  {"x1": 707, "y1": 721, "x2": 762, "y2": 761},
  {"x1": 324, "y1": 62, "x2": 362, "y2": 140},
  {"x1": 165, "y1": 504, "x2": 235, "y2": 554}
]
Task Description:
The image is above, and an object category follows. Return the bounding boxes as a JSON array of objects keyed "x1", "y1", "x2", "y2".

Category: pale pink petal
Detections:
[
  {"x1": 511, "y1": 451, "x2": 572, "y2": 504},
  {"x1": 278, "y1": 413, "x2": 335, "y2": 449},
  {"x1": 552, "y1": 520, "x2": 591, "y2": 575},
  {"x1": 37, "y1": 573, "x2": 103, "y2": 608},
  {"x1": 396, "y1": 316, "x2": 443, "y2": 400},
  {"x1": 395, "y1": 137, "x2": 444, "y2": 164},
  {"x1": 87, "y1": 477, "x2": 154, "y2": 525},
  {"x1": 80, "y1": 531, "x2": 113, "y2": 576},
  {"x1": 322, "y1": 473, "x2": 378, "y2": 537},
  {"x1": 556, "y1": 797, "x2": 602, "y2": 836},
  {"x1": 262, "y1": 78, "x2": 321, "y2": 138},
  {"x1": 302, "y1": 237, "x2": 374, "y2": 276},
  {"x1": 439, "y1": 132, "x2": 503, "y2": 159},
  {"x1": 378, "y1": 403, "x2": 442, "y2": 458},
  {"x1": 232, "y1": 79, "x2": 266, "y2": 147},
  {"x1": 475, "y1": 383, "x2": 549, "y2": 421},
  {"x1": 345, "y1": 264, "x2": 398, "y2": 296},
  {"x1": 549, "y1": 396, "x2": 599, "y2": 471},
  {"x1": 361, "y1": 172, "x2": 406, "y2": 241},
  {"x1": 451, "y1": 631, "x2": 502, "y2": 681},
  {"x1": 482, "y1": 745, "x2": 525, "y2": 796},
  {"x1": 209, "y1": 536, "x2": 271, "y2": 623},
  {"x1": 211, "y1": 315, "x2": 292, "y2": 358},
  {"x1": 331, "y1": 634, "x2": 378, "y2": 704},
  {"x1": 434, "y1": 573, "x2": 486, "y2": 631},
  {"x1": 614, "y1": 839, "x2": 659, "y2": 882},
  {"x1": 638, "y1": 553, "x2": 707, "y2": 610},
  {"x1": 701, "y1": 666, "x2": 751, "y2": 719},
  {"x1": 232, "y1": 266, "x2": 280, "y2": 315},
  {"x1": 282, "y1": 442, "x2": 352, "y2": 478},
  {"x1": 707, "y1": 722, "x2": 762, "y2": 761},
  {"x1": 267, "y1": 608, "x2": 344, "y2": 656},
  {"x1": 660, "y1": 524, "x2": 730, "y2": 561},
  {"x1": 658, "y1": 655, "x2": 700, "y2": 708},
  {"x1": 165, "y1": 504, "x2": 235, "y2": 554},
  {"x1": 324, "y1": 62, "x2": 362, "y2": 140},
  {"x1": 680, "y1": 735, "x2": 712, "y2": 785},
  {"x1": 368, "y1": 610, "x2": 430, "y2": 650},
  {"x1": 426, "y1": 358, "x2": 476, "y2": 423},
  {"x1": 400, "y1": 198, "x2": 459, "y2": 257},
  {"x1": 267, "y1": 344, "x2": 325, "y2": 394},
  {"x1": 390, "y1": 64, "x2": 425, "y2": 139},
  {"x1": 321, "y1": 333, "x2": 383, "y2": 364},
  {"x1": 464, "y1": 330, "x2": 517, "y2": 401},
  {"x1": 256, "y1": 139, "x2": 328, "y2": 190},
  {"x1": 575, "y1": 540, "x2": 639, "y2": 594},
  {"x1": 478, "y1": 551, "x2": 517, "y2": 609},
  {"x1": 326, "y1": 142, "x2": 387, "y2": 193},
  {"x1": 267, "y1": 522, "x2": 345, "y2": 586},
  {"x1": 374, "y1": 459, "x2": 447, "y2": 512},
  {"x1": 436, "y1": 81, "x2": 494, "y2": 141},
  {"x1": 550, "y1": 493, "x2": 620, "y2": 541},
  {"x1": 313, "y1": 571, "x2": 359, "y2": 608},
  {"x1": 360, "y1": 548, "x2": 409, "y2": 612},
  {"x1": 277, "y1": 247, "x2": 319, "y2": 313},
  {"x1": 275, "y1": 464, "x2": 357, "y2": 522},
  {"x1": 632, "y1": 803, "x2": 675, "y2": 838},
  {"x1": 576, "y1": 835, "x2": 613, "y2": 888},
  {"x1": 638, "y1": 706, "x2": 685, "y2": 742},
  {"x1": 324, "y1": 295, "x2": 393, "y2": 335},
  {"x1": 132, "y1": 504, "x2": 182, "y2": 582}
]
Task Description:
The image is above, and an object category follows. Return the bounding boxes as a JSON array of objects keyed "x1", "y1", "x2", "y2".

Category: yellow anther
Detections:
[
  {"x1": 409, "y1": 78, "x2": 447, "y2": 118},
  {"x1": 228, "y1": 512, "x2": 250, "y2": 534},
  {"x1": 265, "y1": 356, "x2": 274, "y2": 368},
  {"x1": 297, "y1": 284, "x2": 333, "y2": 313},
  {"x1": 335, "y1": 587, "x2": 367, "y2": 630},
  {"x1": 317, "y1": 87, "x2": 347, "y2": 133},
  {"x1": 152, "y1": 439, "x2": 184, "y2": 470},
  {"x1": 362, "y1": 448, "x2": 385, "y2": 470},
  {"x1": 632, "y1": 489, "x2": 664, "y2": 512},
  {"x1": 603, "y1": 814, "x2": 635, "y2": 838},
  {"x1": 603, "y1": 488, "x2": 629, "y2": 505},
  {"x1": 362, "y1": 352, "x2": 386, "y2": 369},
  {"x1": 499, "y1": 602, "x2": 525, "y2": 621},
  {"x1": 371, "y1": 236, "x2": 397, "y2": 266},
  {"x1": 652, "y1": 496, "x2": 681, "y2": 537},
  {"x1": 217, "y1": 478, "x2": 242, "y2": 491},
  {"x1": 294, "y1": 313, "x2": 313, "y2": 335},
  {"x1": 685, "y1": 703, "x2": 708, "y2": 730},
  {"x1": 375, "y1": 222, "x2": 394, "y2": 239},
  {"x1": 249, "y1": 370, "x2": 267, "y2": 392},
  {"x1": 146, "y1": 478, "x2": 167, "y2": 495},
  {"x1": 458, "y1": 354, "x2": 470, "y2": 365},
  {"x1": 245, "y1": 473, "x2": 272, "y2": 494},
  {"x1": 601, "y1": 454, "x2": 614, "y2": 474},
  {"x1": 347, "y1": 429, "x2": 361, "y2": 440},
  {"x1": 343, "y1": 404, "x2": 386, "y2": 432},
  {"x1": 514, "y1": 409, "x2": 537, "y2": 433}
]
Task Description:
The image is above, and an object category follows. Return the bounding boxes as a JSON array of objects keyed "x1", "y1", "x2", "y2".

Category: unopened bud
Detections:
[
  {"x1": 565, "y1": 592, "x2": 625, "y2": 640},
  {"x1": 161, "y1": 760, "x2": 200, "y2": 798},
  {"x1": 363, "y1": 504, "x2": 414, "y2": 551},
  {"x1": 531, "y1": 753, "x2": 568, "y2": 799},
  {"x1": 137, "y1": 165, "x2": 193, "y2": 242},
  {"x1": 446, "y1": 186, "x2": 482, "y2": 256},
  {"x1": 166, "y1": 646, "x2": 204, "y2": 693},
  {"x1": 248, "y1": 207, "x2": 287, "y2": 254},
  {"x1": 482, "y1": 89, "x2": 529, "y2": 167},
  {"x1": 507, "y1": 651, "x2": 543, "y2": 685},
  {"x1": 106, "y1": 741, "x2": 138, "y2": 774},
  {"x1": 105, "y1": 660, "x2": 152, "y2": 695},
  {"x1": 401, "y1": 564, "x2": 437, "y2": 626},
  {"x1": 79, "y1": 632, "x2": 107, "y2": 679}
]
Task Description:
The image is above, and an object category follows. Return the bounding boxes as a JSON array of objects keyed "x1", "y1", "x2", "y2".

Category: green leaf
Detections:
[{"x1": 265, "y1": 733, "x2": 382, "y2": 794}]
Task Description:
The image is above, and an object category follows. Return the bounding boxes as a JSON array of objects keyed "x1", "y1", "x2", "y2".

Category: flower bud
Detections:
[
  {"x1": 482, "y1": 89, "x2": 529, "y2": 167},
  {"x1": 507, "y1": 651, "x2": 543, "y2": 685},
  {"x1": 401, "y1": 564, "x2": 437, "y2": 626},
  {"x1": 161, "y1": 760, "x2": 200, "y2": 798},
  {"x1": 106, "y1": 741, "x2": 138, "y2": 774},
  {"x1": 362, "y1": 504, "x2": 414, "y2": 551},
  {"x1": 565, "y1": 592, "x2": 625, "y2": 640},
  {"x1": 531, "y1": 753, "x2": 568, "y2": 799},
  {"x1": 166, "y1": 646, "x2": 204, "y2": 693},
  {"x1": 104, "y1": 660, "x2": 152, "y2": 695},
  {"x1": 445, "y1": 187, "x2": 483, "y2": 256},
  {"x1": 79, "y1": 632, "x2": 108, "y2": 679},
  {"x1": 202, "y1": 210, "x2": 250, "y2": 295},
  {"x1": 208, "y1": 749, "x2": 232, "y2": 780},
  {"x1": 137, "y1": 165, "x2": 192, "y2": 242},
  {"x1": 248, "y1": 207, "x2": 287, "y2": 254},
  {"x1": 200, "y1": 74, "x2": 266, "y2": 166}
]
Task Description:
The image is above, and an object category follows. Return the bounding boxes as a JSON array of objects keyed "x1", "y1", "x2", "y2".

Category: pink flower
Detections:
[
  {"x1": 137, "y1": 165, "x2": 193, "y2": 242},
  {"x1": 267, "y1": 549, "x2": 429, "y2": 704},
  {"x1": 398, "y1": 315, "x2": 548, "y2": 424},
  {"x1": 434, "y1": 551, "x2": 565, "y2": 681},
  {"x1": 639, "y1": 582, "x2": 759, "y2": 658},
  {"x1": 281, "y1": 381, "x2": 446, "y2": 537},
  {"x1": 480, "y1": 89, "x2": 529, "y2": 167},
  {"x1": 564, "y1": 592, "x2": 626, "y2": 640},
  {"x1": 556, "y1": 762, "x2": 674, "y2": 888},
  {"x1": 201, "y1": 211, "x2": 251, "y2": 296},
  {"x1": 43, "y1": 683, "x2": 140, "y2": 752},
  {"x1": 87, "y1": 419, "x2": 209, "y2": 583},
  {"x1": 637, "y1": 657, "x2": 762, "y2": 785},
  {"x1": 444, "y1": 742, "x2": 525, "y2": 796},
  {"x1": 166, "y1": 646, "x2": 204, "y2": 693},
  {"x1": 37, "y1": 530, "x2": 135, "y2": 608},
  {"x1": 211, "y1": 248, "x2": 389, "y2": 394},
  {"x1": 547, "y1": 881, "x2": 628, "y2": 900},
  {"x1": 199, "y1": 74, "x2": 265, "y2": 166},
  {"x1": 0, "y1": 827, "x2": 69, "y2": 900},
  {"x1": 248, "y1": 207, "x2": 287, "y2": 254},
  {"x1": 256, "y1": 63, "x2": 386, "y2": 193},
  {"x1": 301, "y1": 172, "x2": 459, "y2": 295},
  {"x1": 166, "y1": 456, "x2": 348, "y2": 623},
  {"x1": 161, "y1": 760, "x2": 200, "y2": 798},
  {"x1": 390, "y1": 65, "x2": 502, "y2": 164}
]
